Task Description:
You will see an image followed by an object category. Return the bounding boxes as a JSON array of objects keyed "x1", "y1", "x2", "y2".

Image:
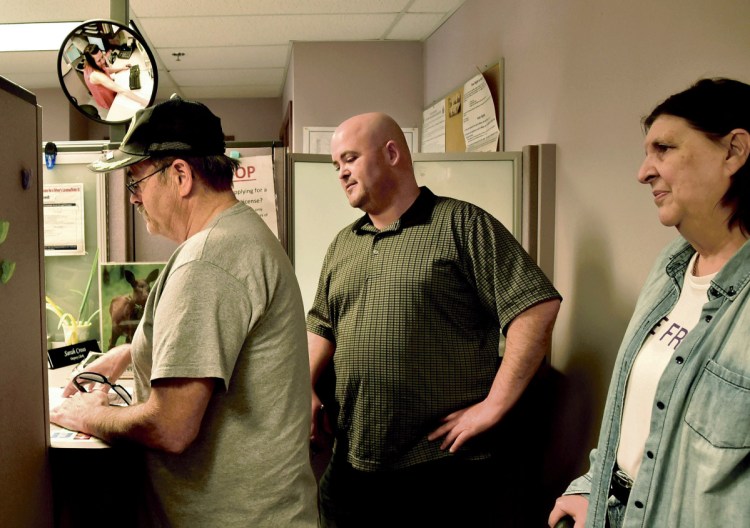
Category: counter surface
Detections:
[{"x1": 48, "y1": 364, "x2": 132, "y2": 449}]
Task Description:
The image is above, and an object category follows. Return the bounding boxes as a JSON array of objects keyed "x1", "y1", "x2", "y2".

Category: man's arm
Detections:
[
  {"x1": 308, "y1": 331, "x2": 335, "y2": 443},
  {"x1": 89, "y1": 71, "x2": 148, "y2": 106},
  {"x1": 51, "y1": 376, "x2": 214, "y2": 454},
  {"x1": 428, "y1": 298, "x2": 560, "y2": 452},
  {"x1": 484, "y1": 297, "x2": 561, "y2": 423},
  {"x1": 309, "y1": 331, "x2": 335, "y2": 386}
]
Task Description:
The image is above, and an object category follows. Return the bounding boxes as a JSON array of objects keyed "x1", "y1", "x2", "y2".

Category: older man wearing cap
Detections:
[{"x1": 51, "y1": 97, "x2": 319, "y2": 527}]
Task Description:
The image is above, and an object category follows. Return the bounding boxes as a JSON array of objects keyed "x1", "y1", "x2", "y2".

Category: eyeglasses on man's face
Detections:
[
  {"x1": 72, "y1": 372, "x2": 133, "y2": 406},
  {"x1": 126, "y1": 163, "x2": 170, "y2": 195}
]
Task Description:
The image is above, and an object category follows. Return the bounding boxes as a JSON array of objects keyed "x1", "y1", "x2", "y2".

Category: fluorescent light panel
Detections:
[{"x1": 0, "y1": 22, "x2": 82, "y2": 52}]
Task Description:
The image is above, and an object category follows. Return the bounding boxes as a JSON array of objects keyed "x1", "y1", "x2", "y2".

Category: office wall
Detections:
[
  {"x1": 287, "y1": 41, "x2": 423, "y2": 152},
  {"x1": 36, "y1": 88, "x2": 71, "y2": 141},
  {"x1": 202, "y1": 97, "x2": 282, "y2": 141},
  {"x1": 32, "y1": 88, "x2": 282, "y2": 143},
  {"x1": 425, "y1": 0, "x2": 750, "y2": 482}
]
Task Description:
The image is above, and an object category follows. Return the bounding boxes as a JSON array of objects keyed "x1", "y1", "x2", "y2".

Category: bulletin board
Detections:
[{"x1": 422, "y1": 61, "x2": 504, "y2": 153}]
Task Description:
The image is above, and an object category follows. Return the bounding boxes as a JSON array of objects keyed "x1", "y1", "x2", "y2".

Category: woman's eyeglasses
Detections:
[{"x1": 72, "y1": 372, "x2": 133, "y2": 406}]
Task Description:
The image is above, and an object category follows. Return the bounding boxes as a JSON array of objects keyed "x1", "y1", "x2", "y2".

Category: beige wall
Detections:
[
  {"x1": 287, "y1": 41, "x2": 423, "y2": 152},
  {"x1": 35, "y1": 88, "x2": 71, "y2": 142},
  {"x1": 425, "y1": 0, "x2": 750, "y2": 477},
  {"x1": 33, "y1": 88, "x2": 282, "y2": 143},
  {"x1": 202, "y1": 97, "x2": 282, "y2": 141}
]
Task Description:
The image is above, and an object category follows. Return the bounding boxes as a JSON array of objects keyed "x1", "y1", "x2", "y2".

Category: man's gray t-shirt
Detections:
[{"x1": 131, "y1": 202, "x2": 318, "y2": 527}]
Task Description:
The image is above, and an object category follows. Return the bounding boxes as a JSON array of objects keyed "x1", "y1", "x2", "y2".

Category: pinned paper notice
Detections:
[{"x1": 462, "y1": 73, "x2": 500, "y2": 152}]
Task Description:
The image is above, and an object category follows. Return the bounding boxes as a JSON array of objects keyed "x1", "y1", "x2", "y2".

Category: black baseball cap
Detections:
[{"x1": 89, "y1": 95, "x2": 226, "y2": 172}]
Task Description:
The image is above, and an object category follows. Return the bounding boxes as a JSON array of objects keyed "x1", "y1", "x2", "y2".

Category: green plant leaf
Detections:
[
  {"x1": 0, "y1": 220, "x2": 9, "y2": 245},
  {"x1": 46, "y1": 248, "x2": 100, "y2": 330},
  {"x1": 46, "y1": 296, "x2": 65, "y2": 317},
  {"x1": 0, "y1": 259, "x2": 16, "y2": 283},
  {"x1": 84, "y1": 308, "x2": 101, "y2": 325},
  {"x1": 77, "y1": 248, "x2": 99, "y2": 321},
  {"x1": 57, "y1": 312, "x2": 75, "y2": 329}
]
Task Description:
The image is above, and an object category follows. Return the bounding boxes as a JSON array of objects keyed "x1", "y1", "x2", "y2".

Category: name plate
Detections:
[{"x1": 47, "y1": 340, "x2": 101, "y2": 369}]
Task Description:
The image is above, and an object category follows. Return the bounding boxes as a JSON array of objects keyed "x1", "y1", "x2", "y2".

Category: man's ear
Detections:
[
  {"x1": 725, "y1": 129, "x2": 750, "y2": 176},
  {"x1": 171, "y1": 159, "x2": 194, "y2": 197},
  {"x1": 384, "y1": 140, "x2": 401, "y2": 166}
]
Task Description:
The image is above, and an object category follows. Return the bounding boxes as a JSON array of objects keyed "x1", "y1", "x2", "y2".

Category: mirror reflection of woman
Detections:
[{"x1": 82, "y1": 44, "x2": 147, "y2": 110}]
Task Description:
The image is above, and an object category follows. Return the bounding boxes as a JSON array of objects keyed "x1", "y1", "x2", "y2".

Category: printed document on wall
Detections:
[
  {"x1": 462, "y1": 73, "x2": 499, "y2": 152},
  {"x1": 43, "y1": 183, "x2": 85, "y2": 256},
  {"x1": 421, "y1": 100, "x2": 446, "y2": 153}
]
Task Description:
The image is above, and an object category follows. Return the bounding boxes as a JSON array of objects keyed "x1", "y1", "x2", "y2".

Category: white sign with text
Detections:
[{"x1": 232, "y1": 155, "x2": 278, "y2": 238}]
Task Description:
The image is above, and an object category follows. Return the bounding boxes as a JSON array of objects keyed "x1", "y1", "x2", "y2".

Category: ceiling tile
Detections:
[
  {"x1": 181, "y1": 84, "x2": 281, "y2": 98},
  {"x1": 387, "y1": 13, "x2": 447, "y2": 40},
  {"x1": 1, "y1": 1, "x2": 109, "y2": 23},
  {"x1": 0, "y1": 0, "x2": 467, "y2": 99},
  {"x1": 131, "y1": 0, "x2": 412, "y2": 17},
  {"x1": 158, "y1": 45, "x2": 289, "y2": 70},
  {"x1": 137, "y1": 14, "x2": 395, "y2": 48},
  {"x1": 170, "y1": 68, "x2": 285, "y2": 86},
  {"x1": 409, "y1": 0, "x2": 466, "y2": 14}
]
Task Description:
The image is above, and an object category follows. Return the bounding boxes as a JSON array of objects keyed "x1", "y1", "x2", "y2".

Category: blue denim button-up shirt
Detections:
[{"x1": 566, "y1": 236, "x2": 750, "y2": 527}]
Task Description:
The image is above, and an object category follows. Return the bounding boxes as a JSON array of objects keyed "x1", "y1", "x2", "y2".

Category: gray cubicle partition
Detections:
[{"x1": 288, "y1": 151, "x2": 527, "y2": 313}]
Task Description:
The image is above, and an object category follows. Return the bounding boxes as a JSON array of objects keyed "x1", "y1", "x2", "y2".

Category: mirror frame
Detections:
[{"x1": 57, "y1": 19, "x2": 158, "y2": 125}]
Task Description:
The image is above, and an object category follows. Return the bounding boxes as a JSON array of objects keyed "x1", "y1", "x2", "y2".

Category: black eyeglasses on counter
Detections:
[{"x1": 72, "y1": 372, "x2": 133, "y2": 406}]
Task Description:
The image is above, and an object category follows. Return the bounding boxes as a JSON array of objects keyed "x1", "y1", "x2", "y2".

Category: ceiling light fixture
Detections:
[{"x1": 0, "y1": 21, "x2": 81, "y2": 52}]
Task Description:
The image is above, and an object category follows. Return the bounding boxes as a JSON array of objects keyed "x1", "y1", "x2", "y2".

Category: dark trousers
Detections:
[{"x1": 318, "y1": 455, "x2": 505, "y2": 528}]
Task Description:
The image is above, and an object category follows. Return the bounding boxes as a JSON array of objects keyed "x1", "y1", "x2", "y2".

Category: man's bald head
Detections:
[
  {"x1": 329, "y1": 112, "x2": 419, "y2": 228},
  {"x1": 333, "y1": 112, "x2": 412, "y2": 166}
]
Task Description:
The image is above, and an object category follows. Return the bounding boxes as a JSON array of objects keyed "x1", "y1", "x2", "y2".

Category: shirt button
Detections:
[
  {"x1": 705, "y1": 315, "x2": 713, "y2": 323},
  {"x1": 634, "y1": 500, "x2": 644, "y2": 509},
  {"x1": 656, "y1": 401, "x2": 665, "y2": 410},
  {"x1": 647, "y1": 451, "x2": 654, "y2": 459},
  {"x1": 728, "y1": 286, "x2": 736, "y2": 295},
  {"x1": 373, "y1": 249, "x2": 379, "y2": 255},
  {"x1": 675, "y1": 356, "x2": 684, "y2": 364}
]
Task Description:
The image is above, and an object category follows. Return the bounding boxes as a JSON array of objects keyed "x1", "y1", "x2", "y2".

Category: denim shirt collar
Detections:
[{"x1": 666, "y1": 237, "x2": 750, "y2": 301}]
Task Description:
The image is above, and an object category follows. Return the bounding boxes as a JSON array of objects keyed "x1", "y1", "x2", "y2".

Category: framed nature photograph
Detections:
[{"x1": 99, "y1": 261, "x2": 166, "y2": 353}]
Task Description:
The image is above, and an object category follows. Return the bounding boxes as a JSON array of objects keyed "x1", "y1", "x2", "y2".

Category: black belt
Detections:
[{"x1": 610, "y1": 464, "x2": 633, "y2": 505}]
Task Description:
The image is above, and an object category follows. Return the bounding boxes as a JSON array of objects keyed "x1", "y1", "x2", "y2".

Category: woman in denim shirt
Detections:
[{"x1": 550, "y1": 78, "x2": 750, "y2": 528}]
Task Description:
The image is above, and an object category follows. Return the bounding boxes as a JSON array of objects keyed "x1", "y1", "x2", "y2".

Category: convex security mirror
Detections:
[{"x1": 57, "y1": 19, "x2": 158, "y2": 125}]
